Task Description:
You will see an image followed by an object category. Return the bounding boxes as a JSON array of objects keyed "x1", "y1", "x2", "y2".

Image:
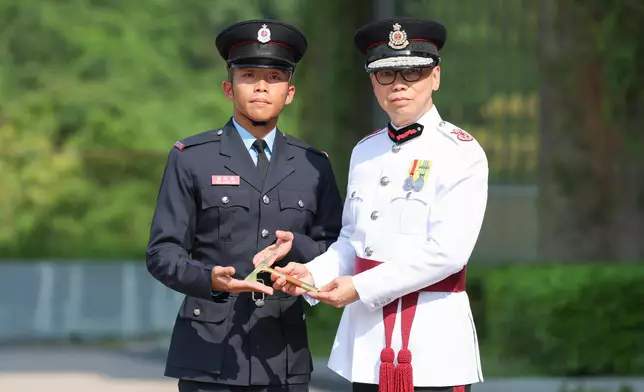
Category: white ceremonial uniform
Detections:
[{"x1": 304, "y1": 105, "x2": 488, "y2": 387}]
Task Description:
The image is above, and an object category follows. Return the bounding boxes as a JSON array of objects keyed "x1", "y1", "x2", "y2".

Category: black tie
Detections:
[{"x1": 252, "y1": 139, "x2": 269, "y2": 183}]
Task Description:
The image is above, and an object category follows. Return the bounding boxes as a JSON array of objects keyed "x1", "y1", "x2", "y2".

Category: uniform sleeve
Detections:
[
  {"x1": 352, "y1": 148, "x2": 489, "y2": 311},
  {"x1": 287, "y1": 157, "x2": 344, "y2": 263},
  {"x1": 146, "y1": 148, "x2": 214, "y2": 300}
]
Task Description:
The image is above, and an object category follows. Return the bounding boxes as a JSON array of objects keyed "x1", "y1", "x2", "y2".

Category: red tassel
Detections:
[
  {"x1": 378, "y1": 347, "x2": 396, "y2": 392},
  {"x1": 395, "y1": 348, "x2": 414, "y2": 392}
]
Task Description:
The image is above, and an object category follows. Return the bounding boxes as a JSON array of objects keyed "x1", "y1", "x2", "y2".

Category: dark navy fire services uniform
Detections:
[{"x1": 145, "y1": 19, "x2": 343, "y2": 392}]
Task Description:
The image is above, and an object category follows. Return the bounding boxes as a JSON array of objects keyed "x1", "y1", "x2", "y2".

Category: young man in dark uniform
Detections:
[{"x1": 146, "y1": 19, "x2": 343, "y2": 392}]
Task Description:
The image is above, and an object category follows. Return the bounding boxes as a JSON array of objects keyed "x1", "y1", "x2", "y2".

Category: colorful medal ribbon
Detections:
[
  {"x1": 413, "y1": 160, "x2": 431, "y2": 191},
  {"x1": 403, "y1": 159, "x2": 419, "y2": 191}
]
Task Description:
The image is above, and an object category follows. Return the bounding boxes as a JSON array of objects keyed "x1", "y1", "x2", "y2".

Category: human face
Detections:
[
  {"x1": 222, "y1": 67, "x2": 295, "y2": 124},
  {"x1": 370, "y1": 66, "x2": 441, "y2": 127}
]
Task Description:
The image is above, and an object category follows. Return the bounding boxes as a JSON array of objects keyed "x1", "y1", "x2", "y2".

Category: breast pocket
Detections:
[
  {"x1": 346, "y1": 184, "x2": 365, "y2": 225},
  {"x1": 201, "y1": 187, "x2": 251, "y2": 242},
  {"x1": 389, "y1": 190, "x2": 431, "y2": 235},
  {"x1": 278, "y1": 189, "x2": 317, "y2": 232}
]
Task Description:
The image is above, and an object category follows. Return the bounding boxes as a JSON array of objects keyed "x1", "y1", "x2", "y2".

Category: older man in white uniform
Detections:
[{"x1": 253, "y1": 18, "x2": 488, "y2": 392}]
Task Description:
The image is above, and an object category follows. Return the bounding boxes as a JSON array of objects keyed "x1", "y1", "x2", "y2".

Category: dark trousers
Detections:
[
  {"x1": 352, "y1": 382, "x2": 471, "y2": 392},
  {"x1": 178, "y1": 380, "x2": 309, "y2": 392}
]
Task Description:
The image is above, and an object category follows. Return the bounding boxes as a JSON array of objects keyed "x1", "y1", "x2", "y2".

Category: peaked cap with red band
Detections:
[
  {"x1": 215, "y1": 19, "x2": 307, "y2": 71},
  {"x1": 354, "y1": 18, "x2": 447, "y2": 71}
]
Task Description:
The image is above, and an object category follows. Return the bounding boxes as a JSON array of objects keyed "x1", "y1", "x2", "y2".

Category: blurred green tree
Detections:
[
  {"x1": 538, "y1": 0, "x2": 644, "y2": 261},
  {"x1": 295, "y1": 0, "x2": 376, "y2": 191},
  {"x1": 0, "y1": 0, "x2": 302, "y2": 258},
  {"x1": 405, "y1": 0, "x2": 540, "y2": 185}
]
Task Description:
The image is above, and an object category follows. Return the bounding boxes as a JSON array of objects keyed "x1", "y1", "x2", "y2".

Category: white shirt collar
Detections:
[{"x1": 231, "y1": 116, "x2": 277, "y2": 155}]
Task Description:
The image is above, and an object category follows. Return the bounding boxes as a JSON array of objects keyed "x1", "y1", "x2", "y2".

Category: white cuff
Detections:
[
  {"x1": 303, "y1": 293, "x2": 319, "y2": 306},
  {"x1": 305, "y1": 260, "x2": 335, "y2": 290},
  {"x1": 353, "y1": 272, "x2": 394, "y2": 312}
]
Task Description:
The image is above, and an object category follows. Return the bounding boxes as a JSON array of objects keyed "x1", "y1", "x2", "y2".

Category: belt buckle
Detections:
[{"x1": 252, "y1": 278, "x2": 266, "y2": 308}]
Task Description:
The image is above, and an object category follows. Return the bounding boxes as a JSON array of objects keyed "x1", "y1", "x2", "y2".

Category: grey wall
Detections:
[{"x1": 0, "y1": 262, "x2": 183, "y2": 342}]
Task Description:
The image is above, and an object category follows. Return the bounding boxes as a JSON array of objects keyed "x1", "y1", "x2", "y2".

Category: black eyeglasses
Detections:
[{"x1": 372, "y1": 67, "x2": 426, "y2": 85}]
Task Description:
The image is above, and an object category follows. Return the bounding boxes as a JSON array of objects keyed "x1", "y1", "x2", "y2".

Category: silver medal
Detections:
[
  {"x1": 403, "y1": 176, "x2": 414, "y2": 191},
  {"x1": 413, "y1": 177, "x2": 425, "y2": 191}
]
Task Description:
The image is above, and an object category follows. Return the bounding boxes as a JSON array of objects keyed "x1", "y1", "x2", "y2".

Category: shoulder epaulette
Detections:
[
  {"x1": 357, "y1": 128, "x2": 386, "y2": 145},
  {"x1": 436, "y1": 121, "x2": 476, "y2": 146},
  {"x1": 283, "y1": 133, "x2": 329, "y2": 159},
  {"x1": 173, "y1": 129, "x2": 223, "y2": 151}
]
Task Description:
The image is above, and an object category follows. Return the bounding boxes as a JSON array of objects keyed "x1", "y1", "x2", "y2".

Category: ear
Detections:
[
  {"x1": 284, "y1": 84, "x2": 296, "y2": 106},
  {"x1": 222, "y1": 80, "x2": 234, "y2": 101},
  {"x1": 431, "y1": 65, "x2": 441, "y2": 91}
]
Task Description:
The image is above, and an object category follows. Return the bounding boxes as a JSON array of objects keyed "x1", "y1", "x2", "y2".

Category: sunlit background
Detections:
[{"x1": 1, "y1": 0, "x2": 643, "y2": 391}]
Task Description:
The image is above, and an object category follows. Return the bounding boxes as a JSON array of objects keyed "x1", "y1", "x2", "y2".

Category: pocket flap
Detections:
[
  {"x1": 178, "y1": 296, "x2": 231, "y2": 324},
  {"x1": 278, "y1": 189, "x2": 317, "y2": 213},
  {"x1": 347, "y1": 184, "x2": 364, "y2": 201},
  {"x1": 201, "y1": 187, "x2": 250, "y2": 210},
  {"x1": 391, "y1": 189, "x2": 430, "y2": 204}
]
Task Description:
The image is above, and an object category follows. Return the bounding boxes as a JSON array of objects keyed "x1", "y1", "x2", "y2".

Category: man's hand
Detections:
[
  {"x1": 211, "y1": 266, "x2": 274, "y2": 295},
  {"x1": 253, "y1": 230, "x2": 294, "y2": 268},
  {"x1": 308, "y1": 276, "x2": 359, "y2": 308},
  {"x1": 270, "y1": 262, "x2": 315, "y2": 296}
]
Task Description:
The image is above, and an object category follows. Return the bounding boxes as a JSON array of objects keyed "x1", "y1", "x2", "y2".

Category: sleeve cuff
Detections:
[
  {"x1": 211, "y1": 290, "x2": 229, "y2": 302},
  {"x1": 303, "y1": 293, "x2": 320, "y2": 306},
  {"x1": 352, "y1": 272, "x2": 394, "y2": 312},
  {"x1": 196, "y1": 263, "x2": 215, "y2": 300},
  {"x1": 289, "y1": 232, "x2": 322, "y2": 263},
  {"x1": 305, "y1": 259, "x2": 335, "y2": 289}
]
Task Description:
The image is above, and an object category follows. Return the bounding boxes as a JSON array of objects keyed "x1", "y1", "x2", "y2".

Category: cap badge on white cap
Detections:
[
  {"x1": 388, "y1": 23, "x2": 409, "y2": 50},
  {"x1": 257, "y1": 24, "x2": 271, "y2": 43}
]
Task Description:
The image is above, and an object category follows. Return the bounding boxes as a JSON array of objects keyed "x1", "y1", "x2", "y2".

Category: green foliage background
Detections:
[
  {"x1": 0, "y1": 1, "x2": 301, "y2": 258},
  {"x1": 0, "y1": 0, "x2": 541, "y2": 259}
]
